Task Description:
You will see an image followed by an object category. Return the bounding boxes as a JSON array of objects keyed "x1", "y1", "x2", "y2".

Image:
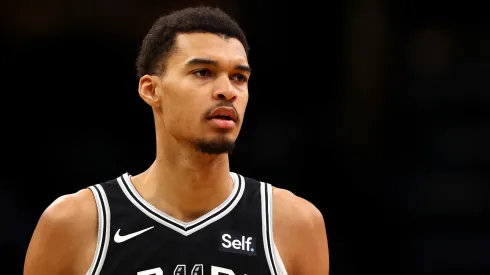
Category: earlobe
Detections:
[{"x1": 138, "y1": 75, "x2": 161, "y2": 107}]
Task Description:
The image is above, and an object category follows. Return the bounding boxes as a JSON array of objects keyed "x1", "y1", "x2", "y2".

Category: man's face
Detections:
[{"x1": 156, "y1": 33, "x2": 250, "y2": 154}]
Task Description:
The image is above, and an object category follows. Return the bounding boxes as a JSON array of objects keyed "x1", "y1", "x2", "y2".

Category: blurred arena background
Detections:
[{"x1": 1, "y1": 0, "x2": 489, "y2": 274}]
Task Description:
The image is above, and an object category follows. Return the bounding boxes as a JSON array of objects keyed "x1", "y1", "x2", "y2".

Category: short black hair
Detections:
[{"x1": 136, "y1": 6, "x2": 249, "y2": 78}]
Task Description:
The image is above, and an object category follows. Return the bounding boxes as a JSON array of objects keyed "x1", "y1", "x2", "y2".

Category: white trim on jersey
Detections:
[
  {"x1": 117, "y1": 172, "x2": 245, "y2": 236},
  {"x1": 96, "y1": 185, "x2": 111, "y2": 275},
  {"x1": 86, "y1": 184, "x2": 111, "y2": 275},
  {"x1": 86, "y1": 186, "x2": 104, "y2": 275},
  {"x1": 261, "y1": 182, "x2": 289, "y2": 275}
]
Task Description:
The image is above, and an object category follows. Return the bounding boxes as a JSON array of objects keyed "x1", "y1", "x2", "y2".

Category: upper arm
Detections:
[
  {"x1": 24, "y1": 189, "x2": 97, "y2": 275},
  {"x1": 273, "y1": 189, "x2": 329, "y2": 275},
  {"x1": 293, "y1": 199, "x2": 329, "y2": 275}
]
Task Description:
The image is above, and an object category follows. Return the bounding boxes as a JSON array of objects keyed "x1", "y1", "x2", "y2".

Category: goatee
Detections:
[{"x1": 195, "y1": 138, "x2": 235, "y2": 155}]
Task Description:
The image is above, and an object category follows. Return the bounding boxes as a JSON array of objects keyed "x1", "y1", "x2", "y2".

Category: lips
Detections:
[{"x1": 207, "y1": 106, "x2": 237, "y2": 122}]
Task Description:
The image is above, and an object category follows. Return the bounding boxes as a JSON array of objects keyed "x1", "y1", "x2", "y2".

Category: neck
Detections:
[{"x1": 131, "y1": 131, "x2": 234, "y2": 223}]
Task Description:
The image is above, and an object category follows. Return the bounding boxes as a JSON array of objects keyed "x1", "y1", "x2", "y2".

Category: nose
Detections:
[{"x1": 213, "y1": 75, "x2": 237, "y2": 102}]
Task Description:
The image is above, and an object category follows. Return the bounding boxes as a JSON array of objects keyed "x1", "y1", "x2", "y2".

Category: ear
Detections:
[{"x1": 138, "y1": 75, "x2": 161, "y2": 108}]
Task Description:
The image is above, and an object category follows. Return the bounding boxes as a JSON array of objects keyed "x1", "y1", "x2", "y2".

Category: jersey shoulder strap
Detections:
[
  {"x1": 243, "y1": 175, "x2": 288, "y2": 275},
  {"x1": 86, "y1": 179, "x2": 115, "y2": 275}
]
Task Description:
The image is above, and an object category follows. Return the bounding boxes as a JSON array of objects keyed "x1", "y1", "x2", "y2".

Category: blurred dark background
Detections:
[{"x1": 1, "y1": 0, "x2": 489, "y2": 274}]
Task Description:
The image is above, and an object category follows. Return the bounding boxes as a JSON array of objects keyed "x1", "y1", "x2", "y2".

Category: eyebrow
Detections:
[{"x1": 185, "y1": 58, "x2": 252, "y2": 73}]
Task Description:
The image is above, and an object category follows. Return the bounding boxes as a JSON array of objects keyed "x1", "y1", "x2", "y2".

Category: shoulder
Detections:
[
  {"x1": 46, "y1": 188, "x2": 97, "y2": 219},
  {"x1": 271, "y1": 186, "x2": 330, "y2": 275},
  {"x1": 39, "y1": 188, "x2": 98, "y2": 233},
  {"x1": 24, "y1": 188, "x2": 98, "y2": 274},
  {"x1": 271, "y1": 186, "x2": 325, "y2": 234}
]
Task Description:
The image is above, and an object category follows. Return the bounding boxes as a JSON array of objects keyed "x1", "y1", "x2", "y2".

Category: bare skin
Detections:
[{"x1": 24, "y1": 33, "x2": 329, "y2": 275}]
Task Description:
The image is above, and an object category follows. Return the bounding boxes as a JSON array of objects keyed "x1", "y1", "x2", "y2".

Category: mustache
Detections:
[{"x1": 204, "y1": 101, "x2": 239, "y2": 121}]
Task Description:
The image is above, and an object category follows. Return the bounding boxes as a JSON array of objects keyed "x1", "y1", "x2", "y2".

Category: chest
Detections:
[
  {"x1": 83, "y1": 174, "x2": 288, "y2": 275},
  {"x1": 103, "y1": 221, "x2": 269, "y2": 274}
]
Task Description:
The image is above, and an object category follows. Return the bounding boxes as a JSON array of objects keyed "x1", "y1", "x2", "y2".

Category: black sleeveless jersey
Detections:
[{"x1": 85, "y1": 172, "x2": 287, "y2": 275}]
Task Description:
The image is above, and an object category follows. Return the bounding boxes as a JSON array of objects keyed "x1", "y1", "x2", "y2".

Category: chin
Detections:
[{"x1": 194, "y1": 136, "x2": 236, "y2": 155}]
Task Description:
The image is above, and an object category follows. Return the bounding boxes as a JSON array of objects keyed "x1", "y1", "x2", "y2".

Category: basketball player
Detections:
[{"x1": 24, "y1": 6, "x2": 329, "y2": 275}]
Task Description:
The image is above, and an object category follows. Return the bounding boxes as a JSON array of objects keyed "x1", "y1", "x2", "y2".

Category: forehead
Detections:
[{"x1": 170, "y1": 33, "x2": 248, "y2": 65}]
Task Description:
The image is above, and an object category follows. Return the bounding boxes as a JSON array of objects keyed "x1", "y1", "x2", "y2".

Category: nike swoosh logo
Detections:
[{"x1": 114, "y1": 226, "x2": 154, "y2": 243}]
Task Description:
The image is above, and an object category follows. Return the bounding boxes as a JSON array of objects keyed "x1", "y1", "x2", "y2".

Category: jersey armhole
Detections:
[
  {"x1": 260, "y1": 182, "x2": 288, "y2": 275},
  {"x1": 86, "y1": 185, "x2": 111, "y2": 275}
]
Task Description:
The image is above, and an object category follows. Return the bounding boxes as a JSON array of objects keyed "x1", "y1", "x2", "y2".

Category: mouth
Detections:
[
  {"x1": 206, "y1": 107, "x2": 238, "y2": 122},
  {"x1": 209, "y1": 115, "x2": 233, "y2": 121}
]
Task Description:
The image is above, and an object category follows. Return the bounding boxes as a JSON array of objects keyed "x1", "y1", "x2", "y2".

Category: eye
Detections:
[
  {"x1": 192, "y1": 69, "x2": 213, "y2": 78},
  {"x1": 231, "y1": 74, "x2": 248, "y2": 83}
]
